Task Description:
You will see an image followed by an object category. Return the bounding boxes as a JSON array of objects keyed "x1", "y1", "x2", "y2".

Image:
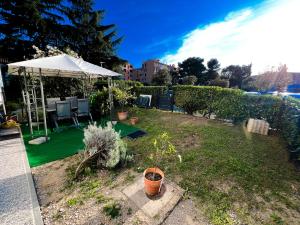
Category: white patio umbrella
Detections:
[
  {"x1": 7, "y1": 54, "x2": 121, "y2": 142},
  {"x1": 8, "y1": 54, "x2": 120, "y2": 78}
]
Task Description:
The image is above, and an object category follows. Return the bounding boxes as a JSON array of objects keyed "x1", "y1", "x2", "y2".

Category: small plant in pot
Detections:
[
  {"x1": 113, "y1": 87, "x2": 134, "y2": 121},
  {"x1": 144, "y1": 132, "x2": 181, "y2": 196}
]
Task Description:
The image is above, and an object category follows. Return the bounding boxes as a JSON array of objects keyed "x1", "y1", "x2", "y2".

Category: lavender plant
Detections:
[{"x1": 75, "y1": 122, "x2": 131, "y2": 177}]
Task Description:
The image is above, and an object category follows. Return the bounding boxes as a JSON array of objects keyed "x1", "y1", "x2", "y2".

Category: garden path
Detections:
[{"x1": 0, "y1": 137, "x2": 43, "y2": 225}]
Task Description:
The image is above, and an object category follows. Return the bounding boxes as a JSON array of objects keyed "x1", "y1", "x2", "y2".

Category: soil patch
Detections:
[
  {"x1": 145, "y1": 172, "x2": 162, "y2": 181},
  {"x1": 160, "y1": 113, "x2": 208, "y2": 127},
  {"x1": 33, "y1": 154, "x2": 139, "y2": 225}
]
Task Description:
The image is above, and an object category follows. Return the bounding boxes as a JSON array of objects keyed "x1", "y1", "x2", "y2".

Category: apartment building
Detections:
[
  {"x1": 129, "y1": 59, "x2": 174, "y2": 84},
  {"x1": 123, "y1": 63, "x2": 133, "y2": 80}
]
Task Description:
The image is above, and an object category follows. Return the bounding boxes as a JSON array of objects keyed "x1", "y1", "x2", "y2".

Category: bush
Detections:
[
  {"x1": 89, "y1": 89, "x2": 110, "y2": 118},
  {"x1": 84, "y1": 122, "x2": 129, "y2": 168},
  {"x1": 173, "y1": 85, "x2": 244, "y2": 121},
  {"x1": 134, "y1": 86, "x2": 168, "y2": 107},
  {"x1": 75, "y1": 123, "x2": 132, "y2": 178},
  {"x1": 113, "y1": 87, "x2": 135, "y2": 112}
]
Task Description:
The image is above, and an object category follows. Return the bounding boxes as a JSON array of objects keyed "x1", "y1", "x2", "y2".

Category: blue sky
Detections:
[{"x1": 97, "y1": 0, "x2": 300, "y2": 73}]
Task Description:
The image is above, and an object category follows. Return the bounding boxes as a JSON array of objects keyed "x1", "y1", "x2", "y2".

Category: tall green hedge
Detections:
[
  {"x1": 94, "y1": 80, "x2": 143, "y2": 90},
  {"x1": 173, "y1": 85, "x2": 300, "y2": 158},
  {"x1": 134, "y1": 86, "x2": 168, "y2": 107}
]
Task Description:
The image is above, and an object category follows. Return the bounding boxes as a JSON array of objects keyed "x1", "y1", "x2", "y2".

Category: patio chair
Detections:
[
  {"x1": 136, "y1": 95, "x2": 151, "y2": 108},
  {"x1": 46, "y1": 97, "x2": 60, "y2": 110},
  {"x1": 76, "y1": 99, "x2": 93, "y2": 123},
  {"x1": 54, "y1": 101, "x2": 78, "y2": 129},
  {"x1": 65, "y1": 96, "x2": 78, "y2": 110}
]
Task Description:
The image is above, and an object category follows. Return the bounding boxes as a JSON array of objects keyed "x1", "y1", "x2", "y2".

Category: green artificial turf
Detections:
[{"x1": 22, "y1": 120, "x2": 140, "y2": 167}]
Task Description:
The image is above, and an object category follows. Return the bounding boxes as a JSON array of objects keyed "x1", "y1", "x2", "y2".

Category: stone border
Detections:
[{"x1": 20, "y1": 133, "x2": 44, "y2": 225}]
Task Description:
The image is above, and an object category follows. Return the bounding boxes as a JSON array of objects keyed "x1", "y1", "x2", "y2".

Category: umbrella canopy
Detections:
[{"x1": 8, "y1": 54, "x2": 121, "y2": 78}]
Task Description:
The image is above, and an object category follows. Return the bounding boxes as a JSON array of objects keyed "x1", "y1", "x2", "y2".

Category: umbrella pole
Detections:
[{"x1": 39, "y1": 68, "x2": 48, "y2": 140}]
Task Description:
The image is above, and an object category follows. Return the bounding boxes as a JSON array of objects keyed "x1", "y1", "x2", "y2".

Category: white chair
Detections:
[{"x1": 54, "y1": 101, "x2": 77, "y2": 129}]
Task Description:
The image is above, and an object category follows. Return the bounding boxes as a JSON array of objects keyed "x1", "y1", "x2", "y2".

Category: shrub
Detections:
[
  {"x1": 134, "y1": 86, "x2": 168, "y2": 107},
  {"x1": 173, "y1": 85, "x2": 244, "y2": 120},
  {"x1": 113, "y1": 87, "x2": 135, "y2": 112},
  {"x1": 75, "y1": 123, "x2": 131, "y2": 178},
  {"x1": 89, "y1": 88, "x2": 110, "y2": 118},
  {"x1": 103, "y1": 202, "x2": 121, "y2": 219}
]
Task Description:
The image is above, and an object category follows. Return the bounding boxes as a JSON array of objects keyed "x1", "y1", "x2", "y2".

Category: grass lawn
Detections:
[
  {"x1": 22, "y1": 120, "x2": 140, "y2": 167},
  {"x1": 126, "y1": 108, "x2": 300, "y2": 225}
]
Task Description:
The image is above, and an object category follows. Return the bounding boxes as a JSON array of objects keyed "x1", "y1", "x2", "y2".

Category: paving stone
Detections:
[
  {"x1": 0, "y1": 138, "x2": 43, "y2": 225},
  {"x1": 122, "y1": 175, "x2": 184, "y2": 225}
]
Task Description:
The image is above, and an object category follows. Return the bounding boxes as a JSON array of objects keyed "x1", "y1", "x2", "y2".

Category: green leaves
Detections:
[{"x1": 150, "y1": 132, "x2": 180, "y2": 169}]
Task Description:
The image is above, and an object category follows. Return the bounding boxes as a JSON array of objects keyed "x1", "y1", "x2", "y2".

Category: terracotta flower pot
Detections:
[
  {"x1": 117, "y1": 111, "x2": 128, "y2": 121},
  {"x1": 143, "y1": 167, "x2": 164, "y2": 196},
  {"x1": 130, "y1": 117, "x2": 139, "y2": 125}
]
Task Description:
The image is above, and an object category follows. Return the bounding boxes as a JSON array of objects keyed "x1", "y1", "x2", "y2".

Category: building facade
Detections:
[
  {"x1": 123, "y1": 63, "x2": 133, "y2": 80},
  {"x1": 128, "y1": 59, "x2": 174, "y2": 84}
]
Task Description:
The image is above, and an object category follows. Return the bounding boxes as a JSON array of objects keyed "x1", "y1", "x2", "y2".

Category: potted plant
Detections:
[
  {"x1": 113, "y1": 87, "x2": 134, "y2": 121},
  {"x1": 144, "y1": 132, "x2": 181, "y2": 196}
]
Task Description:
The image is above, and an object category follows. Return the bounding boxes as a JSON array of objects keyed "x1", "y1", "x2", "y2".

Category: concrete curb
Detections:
[{"x1": 20, "y1": 133, "x2": 44, "y2": 225}]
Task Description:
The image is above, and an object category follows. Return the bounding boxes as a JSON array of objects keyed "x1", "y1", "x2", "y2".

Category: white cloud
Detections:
[{"x1": 161, "y1": 0, "x2": 300, "y2": 74}]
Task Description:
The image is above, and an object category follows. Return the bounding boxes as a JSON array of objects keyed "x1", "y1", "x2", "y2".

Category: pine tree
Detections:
[
  {"x1": 0, "y1": 0, "x2": 63, "y2": 61},
  {"x1": 63, "y1": 0, "x2": 124, "y2": 68}
]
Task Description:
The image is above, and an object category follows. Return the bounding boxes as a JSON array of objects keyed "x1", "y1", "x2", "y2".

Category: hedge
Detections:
[
  {"x1": 134, "y1": 86, "x2": 168, "y2": 107},
  {"x1": 94, "y1": 80, "x2": 143, "y2": 90},
  {"x1": 173, "y1": 85, "x2": 300, "y2": 159}
]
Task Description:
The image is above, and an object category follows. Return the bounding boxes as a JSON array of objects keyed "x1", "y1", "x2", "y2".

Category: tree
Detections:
[
  {"x1": 178, "y1": 57, "x2": 206, "y2": 85},
  {"x1": 63, "y1": 0, "x2": 123, "y2": 69},
  {"x1": 209, "y1": 78, "x2": 229, "y2": 88},
  {"x1": 241, "y1": 64, "x2": 290, "y2": 92},
  {"x1": 181, "y1": 76, "x2": 197, "y2": 85},
  {"x1": 221, "y1": 64, "x2": 252, "y2": 88},
  {"x1": 204, "y1": 58, "x2": 220, "y2": 83},
  {"x1": 152, "y1": 69, "x2": 172, "y2": 86},
  {"x1": 170, "y1": 69, "x2": 181, "y2": 85},
  {"x1": 0, "y1": 0, "x2": 64, "y2": 62},
  {"x1": 275, "y1": 64, "x2": 290, "y2": 92},
  {"x1": 0, "y1": 0, "x2": 124, "y2": 70}
]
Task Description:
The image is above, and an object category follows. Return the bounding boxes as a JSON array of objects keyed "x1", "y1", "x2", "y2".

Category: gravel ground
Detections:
[{"x1": 163, "y1": 199, "x2": 210, "y2": 225}]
